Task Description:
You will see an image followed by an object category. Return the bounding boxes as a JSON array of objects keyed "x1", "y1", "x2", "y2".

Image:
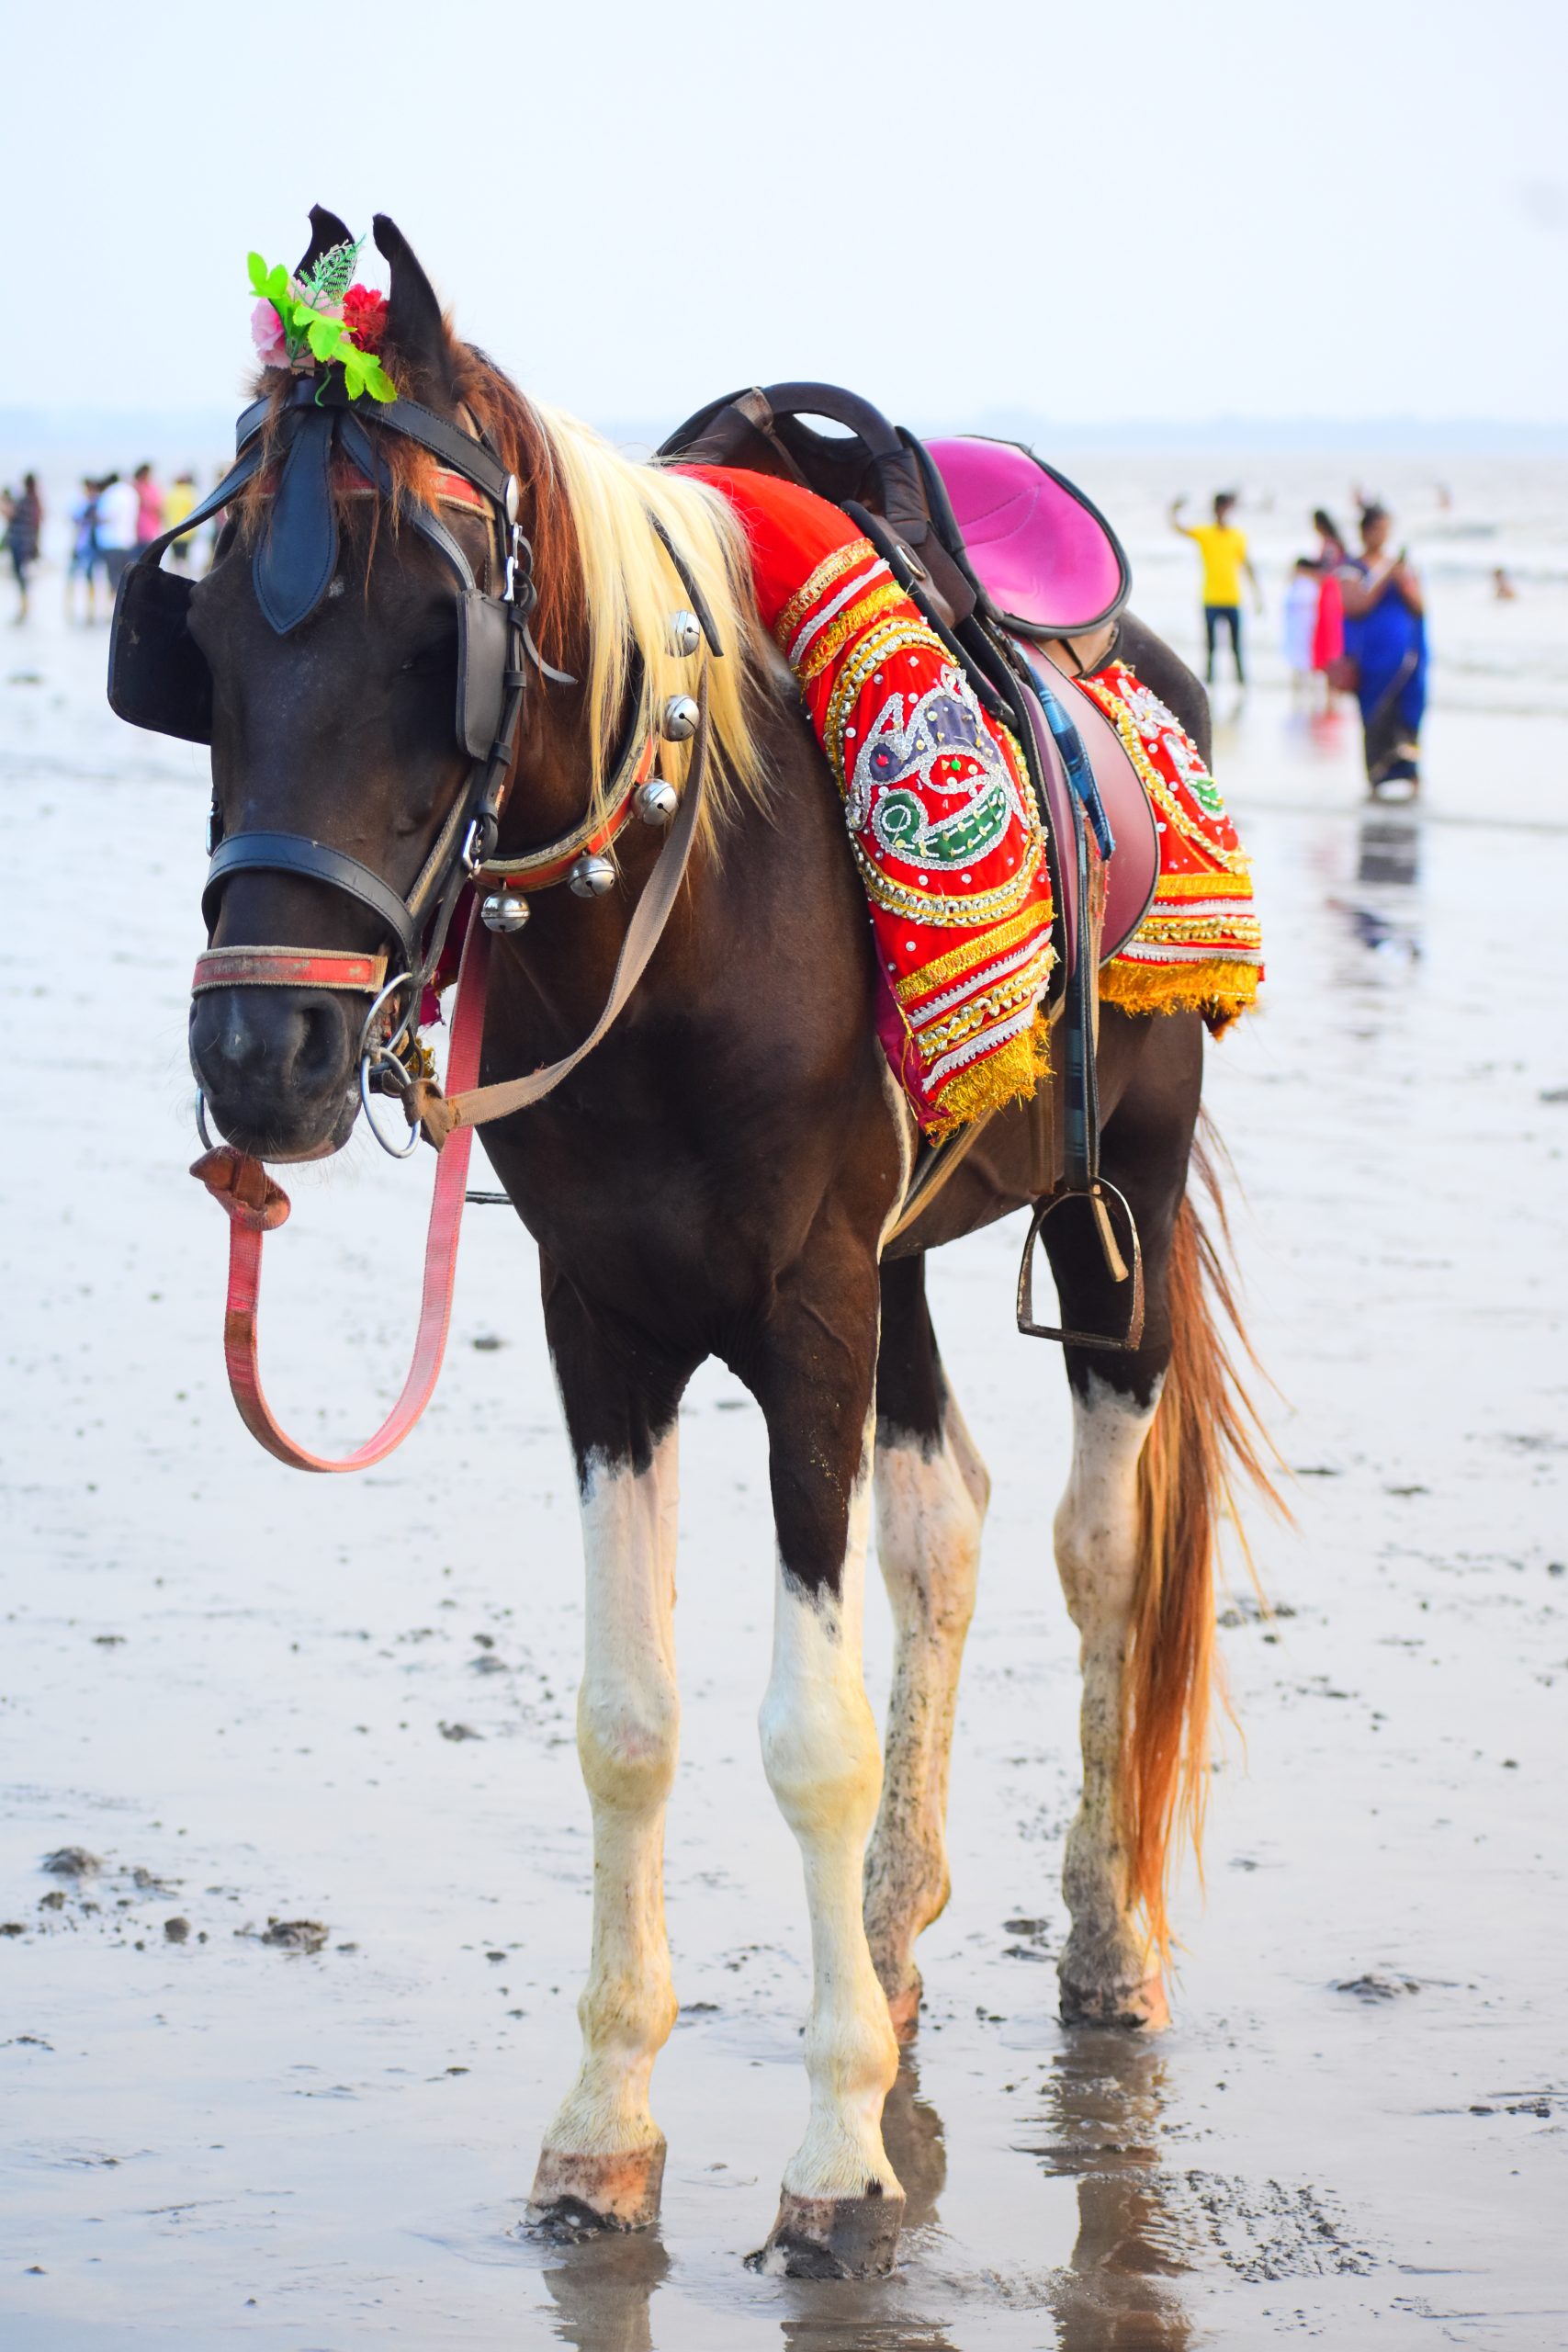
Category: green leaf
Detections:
[
  {"x1": 306, "y1": 315, "x2": 344, "y2": 363},
  {"x1": 340, "y1": 348, "x2": 367, "y2": 399},
  {"x1": 247, "y1": 251, "x2": 269, "y2": 295},
  {"x1": 266, "y1": 265, "x2": 291, "y2": 306},
  {"x1": 363, "y1": 355, "x2": 398, "y2": 403}
]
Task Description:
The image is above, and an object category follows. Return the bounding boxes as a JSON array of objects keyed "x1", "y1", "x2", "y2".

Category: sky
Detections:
[{"x1": 11, "y1": 0, "x2": 1568, "y2": 434}]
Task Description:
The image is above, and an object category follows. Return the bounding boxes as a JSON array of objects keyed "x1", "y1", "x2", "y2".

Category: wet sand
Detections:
[{"x1": 2, "y1": 610, "x2": 1565, "y2": 2347}]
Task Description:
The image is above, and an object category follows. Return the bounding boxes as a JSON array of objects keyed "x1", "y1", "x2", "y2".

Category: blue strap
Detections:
[{"x1": 1017, "y1": 653, "x2": 1116, "y2": 861}]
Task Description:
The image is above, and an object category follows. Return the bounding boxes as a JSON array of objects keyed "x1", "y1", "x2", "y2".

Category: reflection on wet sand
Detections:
[
  {"x1": 1019, "y1": 2029, "x2": 1194, "y2": 2351},
  {"x1": 538, "y1": 2224, "x2": 671, "y2": 2352},
  {"x1": 1345, "y1": 808, "x2": 1423, "y2": 965}
]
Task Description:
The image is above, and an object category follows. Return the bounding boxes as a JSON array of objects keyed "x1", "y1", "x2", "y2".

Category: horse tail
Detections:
[{"x1": 1122, "y1": 1122, "x2": 1286, "y2": 1964}]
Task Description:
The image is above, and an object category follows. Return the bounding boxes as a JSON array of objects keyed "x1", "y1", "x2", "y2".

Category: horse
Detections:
[{"x1": 182, "y1": 210, "x2": 1274, "y2": 2279}]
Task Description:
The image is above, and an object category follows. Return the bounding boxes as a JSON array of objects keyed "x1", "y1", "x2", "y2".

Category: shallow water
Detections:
[{"x1": 2, "y1": 602, "x2": 1565, "y2": 2346}]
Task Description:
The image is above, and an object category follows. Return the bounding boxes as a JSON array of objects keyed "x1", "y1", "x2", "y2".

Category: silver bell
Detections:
[
  {"x1": 636, "y1": 776, "x2": 680, "y2": 827},
  {"x1": 480, "y1": 890, "x2": 531, "y2": 933},
  {"x1": 667, "y1": 607, "x2": 702, "y2": 659},
  {"x1": 660, "y1": 693, "x2": 701, "y2": 742},
  {"x1": 569, "y1": 853, "x2": 616, "y2": 899}
]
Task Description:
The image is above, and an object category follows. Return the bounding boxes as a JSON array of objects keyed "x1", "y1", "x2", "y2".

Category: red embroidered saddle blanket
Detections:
[{"x1": 685, "y1": 464, "x2": 1261, "y2": 1137}]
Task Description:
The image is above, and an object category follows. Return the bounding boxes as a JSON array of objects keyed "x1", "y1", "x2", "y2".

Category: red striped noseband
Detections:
[{"x1": 192, "y1": 945, "x2": 389, "y2": 994}]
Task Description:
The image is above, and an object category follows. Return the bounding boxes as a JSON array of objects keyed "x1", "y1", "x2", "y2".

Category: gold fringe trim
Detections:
[
  {"x1": 1099, "y1": 956, "x2": 1262, "y2": 1033},
  {"x1": 922, "y1": 1012, "x2": 1052, "y2": 1140}
]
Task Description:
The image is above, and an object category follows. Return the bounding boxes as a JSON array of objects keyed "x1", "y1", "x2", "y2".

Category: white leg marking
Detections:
[
  {"x1": 532, "y1": 1434, "x2": 680, "y2": 2222},
  {"x1": 1054, "y1": 1371, "x2": 1165, "y2": 2021},
  {"x1": 863, "y1": 1391, "x2": 988, "y2": 2030},
  {"x1": 759, "y1": 1426, "x2": 902, "y2": 2207}
]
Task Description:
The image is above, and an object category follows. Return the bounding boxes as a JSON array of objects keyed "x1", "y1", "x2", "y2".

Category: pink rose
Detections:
[{"x1": 251, "y1": 299, "x2": 289, "y2": 368}]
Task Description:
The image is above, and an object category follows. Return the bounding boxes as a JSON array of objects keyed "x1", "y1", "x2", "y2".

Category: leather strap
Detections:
[
  {"x1": 188, "y1": 907, "x2": 488, "y2": 1473},
  {"x1": 193, "y1": 946, "x2": 388, "y2": 993},
  {"x1": 203, "y1": 833, "x2": 421, "y2": 971},
  {"x1": 483, "y1": 737, "x2": 655, "y2": 891},
  {"x1": 408, "y1": 671, "x2": 710, "y2": 1148}
]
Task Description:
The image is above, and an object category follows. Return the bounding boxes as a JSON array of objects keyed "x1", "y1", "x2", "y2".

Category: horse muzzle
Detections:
[{"x1": 189, "y1": 982, "x2": 361, "y2": 1162}]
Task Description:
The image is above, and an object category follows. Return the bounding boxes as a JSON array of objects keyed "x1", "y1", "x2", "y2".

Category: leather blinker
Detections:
[{"x1": 253, "y1": 403, "x2": 340, "y2": 635}]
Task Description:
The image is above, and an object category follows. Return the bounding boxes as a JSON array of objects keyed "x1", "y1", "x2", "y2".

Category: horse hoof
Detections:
[
  {"x1": 526, "y1": 2143, "x2": 666, "y2": 2237},
  {"x1": 1058, "y1": 1970, "x2": 1169, "y2": 2032},
  {"x1": 886, "y1": 1977, "x2": 922, "y2": 2045},
  {"x1": 745, "y1": 2187, "x2": 904, "y2": 2278}
]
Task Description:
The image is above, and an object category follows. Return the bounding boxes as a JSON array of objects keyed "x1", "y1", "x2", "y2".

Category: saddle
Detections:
[
  {"x1": 661, "y1": 386, "x2": 1159, "y2": 1342},
  {"x1": 659, "y1": 386, "x2": 1157, "y2": 988}
]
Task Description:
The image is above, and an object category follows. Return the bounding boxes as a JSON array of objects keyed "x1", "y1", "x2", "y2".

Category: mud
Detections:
[{"x1": 2, "y1": 606, "x2": 1564, "y2": 2345}]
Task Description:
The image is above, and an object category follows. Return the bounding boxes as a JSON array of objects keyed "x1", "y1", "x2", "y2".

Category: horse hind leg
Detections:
[
  {"x1": 1044, "y1": 1023, "x2": 1275, "y2": 2028},
  {"x1": 1052, "y1": 1363, "x2": 1173, "y2": 2027},
  {"x1": 528, "y1": 1274, "x2": 690, "y2": 2236},
  {"x1": 863, "y1": 1254, "x2": 988, "y2": 2041}
]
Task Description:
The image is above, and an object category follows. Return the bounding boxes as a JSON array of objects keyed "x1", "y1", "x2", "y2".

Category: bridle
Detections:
[{"x1": 108, "y1": 370, "x2": 724, "y2": 1469}]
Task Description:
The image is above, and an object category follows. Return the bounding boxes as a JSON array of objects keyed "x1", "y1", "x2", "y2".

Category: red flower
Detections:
[{"x1": 342, "y1": 284, "x2": 389, "y2": 355}]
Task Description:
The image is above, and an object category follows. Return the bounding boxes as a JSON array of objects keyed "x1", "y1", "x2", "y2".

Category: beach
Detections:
[{"x1": 1, "y1": 508, "x2": 1565, "y2": 2348}]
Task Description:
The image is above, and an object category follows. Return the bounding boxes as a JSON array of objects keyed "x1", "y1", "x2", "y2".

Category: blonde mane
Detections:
[
  {"x1": 524, "y1": 401, "x2": 768, "y2": 845},
  {"x1": 238, "y1": 348, "x2": 770, "y2": 853}
]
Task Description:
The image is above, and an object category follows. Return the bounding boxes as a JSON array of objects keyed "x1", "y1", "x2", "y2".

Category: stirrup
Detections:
[{"x1": 1015, "y1": 1179, "x2": 1145, "y2": 1351}]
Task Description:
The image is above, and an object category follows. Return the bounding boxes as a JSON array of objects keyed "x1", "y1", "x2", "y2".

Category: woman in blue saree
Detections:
[{"x1": 1341, "y1": 503, "x2": 1427, "y2": 795}]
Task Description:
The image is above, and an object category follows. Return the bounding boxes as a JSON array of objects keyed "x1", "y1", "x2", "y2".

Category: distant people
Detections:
[
  {"x1": 1492, "y1": 565, "x2": 1517, "y2": 602},
  {"x1": 164, "y1": 470, "x2": 197, "y2": 569},
  {"x1": 133, "y1": 462, "x2": 164, "y2": 548},
  {"x1": 66, "y1": 476, "x2": 102, "y2": 622},
  {"x1": 1168, "y1": 491, "x2": 1261, "y2": 687},
  {"x1": 1282, "y1": 558, "x2": 1321, "y2": 699},
  {"x1": 1313, "y1": 508, "x2": 1348, "y2": 569},
  {"x1": 1310, "y1": 509, "x2": 1347, "y2": 701},
  {"x1": 96, "y1": 471, "x2": 141, "y2": 594},
  {"x1": 1341, "y1": 504, "x2": 1427, "y2": 796},
  {"x1": 2, "y1": 473, "x2": 42, "y2": 625}
]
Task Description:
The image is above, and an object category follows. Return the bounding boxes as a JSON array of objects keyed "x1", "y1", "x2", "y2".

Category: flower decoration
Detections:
[
  {"x1": 341, "y1": 284, "x2": 389, "y2": 354},
  {"x1": 246, "y1": 235, "x2": 397, "y2": 404}
]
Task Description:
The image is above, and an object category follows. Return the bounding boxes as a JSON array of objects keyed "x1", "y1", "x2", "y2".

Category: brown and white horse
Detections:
[{"x1": 185, "y1": 214, "x2": 1275, "y2": 2278}]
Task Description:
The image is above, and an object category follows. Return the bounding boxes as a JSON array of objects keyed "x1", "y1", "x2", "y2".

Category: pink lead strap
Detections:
[{"x1": 190, "y1": 910, "x2": 494, "y2": 1473}]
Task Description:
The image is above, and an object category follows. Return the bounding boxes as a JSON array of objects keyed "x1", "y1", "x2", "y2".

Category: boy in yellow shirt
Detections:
[{"x1": 1169, "y1": 492, "x2": 1261, "y2": 686}]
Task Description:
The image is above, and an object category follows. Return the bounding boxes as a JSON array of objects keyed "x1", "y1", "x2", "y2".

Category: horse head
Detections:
[{"x1": 186, "y1": 210, "x2": 531, "y2": 1161}]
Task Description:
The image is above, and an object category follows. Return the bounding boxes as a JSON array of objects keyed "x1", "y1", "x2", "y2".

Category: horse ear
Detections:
[
  {"x1": 373, "y1": 213, "x2": 451, "y2": 386},
  {"x1": 297, "y1": 206, "x2": 355, "y2": 275}
]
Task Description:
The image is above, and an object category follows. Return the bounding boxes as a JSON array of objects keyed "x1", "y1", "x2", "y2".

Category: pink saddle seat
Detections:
[{"x1": 926, "y1": 436, "x2": 1130, "y2": 639}]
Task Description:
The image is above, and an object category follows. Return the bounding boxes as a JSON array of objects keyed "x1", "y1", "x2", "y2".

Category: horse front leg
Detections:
[
  {"x1": 528, "y1": 1268, "x2": 694, "y2": 2236},
  {"x1": 743, "y1": 1258, "x2": 904, "y2": 2278},
  {"x1": 863, "y1": 1254, "x2": 988, "y2": 2041}
]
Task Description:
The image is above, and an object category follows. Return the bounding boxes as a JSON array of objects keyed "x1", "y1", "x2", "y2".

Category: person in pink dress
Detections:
[
  {"x1": 1310, "y1": 507, "x2": 1347, "y2": 705},
  {"x1": 132, "y1": 462, "x2": 164, "y2": 548}
]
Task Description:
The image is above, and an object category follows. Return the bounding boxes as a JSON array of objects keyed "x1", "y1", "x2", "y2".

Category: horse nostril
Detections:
[{"x1": 292, "y1": 997, "x2": 352, "y2": 1087}]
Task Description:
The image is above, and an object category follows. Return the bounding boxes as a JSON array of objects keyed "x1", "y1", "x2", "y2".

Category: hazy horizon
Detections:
[{"x1": 10, "y1": 0, "x2": 1566, "y2": 432}]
